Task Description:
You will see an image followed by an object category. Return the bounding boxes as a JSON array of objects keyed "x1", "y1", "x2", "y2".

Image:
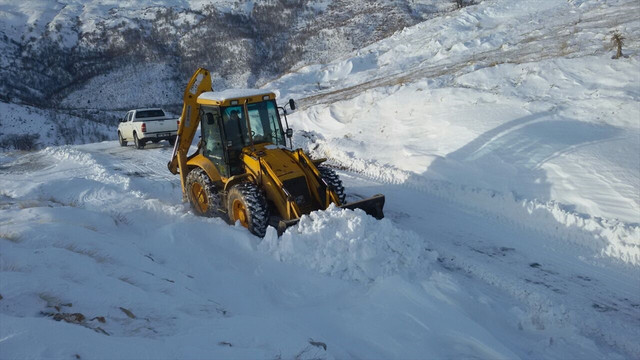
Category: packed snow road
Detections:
[{"x1": 1, "y1": 141, "x2": 638, "y2": 359}]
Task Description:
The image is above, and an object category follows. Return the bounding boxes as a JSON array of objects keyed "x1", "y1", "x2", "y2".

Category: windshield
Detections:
[{"x1": 221, "y1": 100, "x2": 285, "y2": 148}]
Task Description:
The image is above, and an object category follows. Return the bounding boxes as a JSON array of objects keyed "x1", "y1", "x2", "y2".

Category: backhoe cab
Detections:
[{"x1": 168, "y1": 68, "x2": 385, "y2": 236}]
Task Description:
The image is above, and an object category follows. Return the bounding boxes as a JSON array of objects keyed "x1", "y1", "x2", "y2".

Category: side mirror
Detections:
[
  {"x1": 288, "y1": 99, "x2": 296, "y2": 111},
  {"x1": 285, "y1": 128, "x2": 293, "y2": 138},
  {"x1": 120, "y1": 117, "x2": 126, "y2": 123}
]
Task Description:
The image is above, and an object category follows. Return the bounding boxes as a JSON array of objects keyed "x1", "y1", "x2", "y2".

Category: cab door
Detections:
[
  {"x1": 124, "y1": 111, "x2": 135, "y2": 139},
  {"x1": 200, "y1": 107, "x2": 229, "y2": 178}
]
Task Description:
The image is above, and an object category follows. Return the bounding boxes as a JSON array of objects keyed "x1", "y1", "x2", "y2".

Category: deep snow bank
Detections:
[{"x1": 260, "y1": 205, "x2": 437, "y2": 282}]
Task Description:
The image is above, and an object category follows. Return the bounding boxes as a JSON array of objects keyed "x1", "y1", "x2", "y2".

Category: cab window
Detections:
[{"x1": 221, "y1": 100, "x2": 285, "y2": 147}]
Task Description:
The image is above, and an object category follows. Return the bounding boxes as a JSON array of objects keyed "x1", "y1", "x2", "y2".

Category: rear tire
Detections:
[
  {"x1": 134, "y1": 132, "x2": 145, "y2": 149},
  {"x1": 118, "y1": 132, "x2": 127, "y2": 147},
  {"x1": 186, "y1": 168, "x2": 221, "y2": 217},
  {"x1": 227, "y1": 182, "x2": 269, "y2": 237},
  {"x1": 168, "y1": 136, "x2": 176, "y2": 146},
  {"x1": 318, "y1": 165, "x2": 346, "y2": 204}
]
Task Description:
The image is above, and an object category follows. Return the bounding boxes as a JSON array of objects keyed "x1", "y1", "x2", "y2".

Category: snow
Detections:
[
  {"x1": 0, "y1": 143, "x2": 525, "y2": 359},
  {"x1": 260, "y1": 205, "x2": 437, "y2": 282},
  {"x1": 0, "y1": 101, "x2": 114, "y2": 149},
  {"x1": 267, "y1": 0, "x2": 640, "y2": 226},
  {"x1": 2, "y1": 0, "x2": 640, "y2": 358},
  {"x1": 3, "y1": 141, "x2": 635, "y2": 359},
  {"x1": 0, "y1": 0, "x2": 261, "y2": 44}
]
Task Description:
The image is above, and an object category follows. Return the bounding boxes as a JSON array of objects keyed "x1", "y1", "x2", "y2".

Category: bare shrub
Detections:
[{"x1": 611, "y1": 31, "x2": 625, "y2": 59}]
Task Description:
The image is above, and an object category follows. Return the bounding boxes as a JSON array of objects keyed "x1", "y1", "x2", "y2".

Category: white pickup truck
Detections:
[{"x1": 117, "y1": 108, "x2": 179, "y2": 149}]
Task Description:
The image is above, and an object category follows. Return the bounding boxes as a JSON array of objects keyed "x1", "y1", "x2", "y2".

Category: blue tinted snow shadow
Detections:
[{"x1": 426, "y1": 112, "x2": 624, "y2": 200}]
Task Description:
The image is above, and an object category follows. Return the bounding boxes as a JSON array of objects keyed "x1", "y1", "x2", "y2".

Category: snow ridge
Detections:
[{"x1": 305, "y1": 137, "x2": 640, "y2": 267}]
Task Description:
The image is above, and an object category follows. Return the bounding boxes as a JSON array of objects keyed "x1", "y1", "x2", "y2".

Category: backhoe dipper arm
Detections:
[{"x1": 168, "y1": 68, "x2": 212, "y2": 195}]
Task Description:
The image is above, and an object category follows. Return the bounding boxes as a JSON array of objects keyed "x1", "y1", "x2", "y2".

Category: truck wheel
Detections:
[
  {"x1": 227, "y1": 182, "x2": 269, "y2": 237},
  {"x1": 134, "y1": 132, "x2": 145, "y2": 149},
  {"x1": 118, "y1": 132, "x2": 127, "y2": 147},
  {"x1": 186, "y1": 168, "x2": 221, "y2": 217},
  {"x1": 168, "y1": 136, "x2": 176, "y2": 146},
  {"x1": 318, "y1": 165, "x2": 346, "y2": 204}
]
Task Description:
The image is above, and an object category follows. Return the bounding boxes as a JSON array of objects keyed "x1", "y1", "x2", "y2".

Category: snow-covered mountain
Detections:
[
  {"x1": 1, "y1": 0, "x2": 639, "y2": 359},
  {"x1": 0, "y1": 0, "x2": 463, "y2": 149}
]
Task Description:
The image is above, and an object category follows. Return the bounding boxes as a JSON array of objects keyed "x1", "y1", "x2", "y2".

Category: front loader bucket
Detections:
[
  {"x1": 339, "y1": 194, "x2": 385, "y2": 220},
  {"x1": 277, "y1": 194, "x2": 385, "y2": 235}
]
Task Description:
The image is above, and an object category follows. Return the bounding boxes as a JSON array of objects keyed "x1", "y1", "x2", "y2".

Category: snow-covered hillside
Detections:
[
  {"x1": 1, "y1": 0, "x2": 639, "y2": 359},
  {"x1": 0, "y1": 0, "x2": 451, "y2": 104},
  {"x1": 0, "y1": 0, "x2": 458, "y2": 149},
  {"x1": 269, "y1": 0, "x2": 640, "y2": 246}
]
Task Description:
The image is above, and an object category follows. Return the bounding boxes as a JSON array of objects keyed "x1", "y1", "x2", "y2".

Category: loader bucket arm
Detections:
[
  {"x1": 276, "y1": 149, "x2": 386, "y2": 235},
  {"x1": 168, "y1": 68, "x2": 212, "y2": 195}
]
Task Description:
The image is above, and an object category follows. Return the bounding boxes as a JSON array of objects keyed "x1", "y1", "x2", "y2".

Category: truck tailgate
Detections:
[{"x1": 144, "y1": 118, "x2": 178, "y2": 133}]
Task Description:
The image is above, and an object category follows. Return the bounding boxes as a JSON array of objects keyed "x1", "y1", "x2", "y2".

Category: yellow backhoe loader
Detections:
[{"x1": 168, "y1": 68, "x2": 385, "y2": 236}]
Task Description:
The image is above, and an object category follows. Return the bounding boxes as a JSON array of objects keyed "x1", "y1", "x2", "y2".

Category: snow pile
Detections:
[{"x1": 260, "y1": 205, "x2": 436, "y2": 282}]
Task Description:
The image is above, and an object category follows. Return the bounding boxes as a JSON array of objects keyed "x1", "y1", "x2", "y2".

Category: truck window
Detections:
[{"x1": 136, "y1": 109, "x2": 165, "y2": 119}]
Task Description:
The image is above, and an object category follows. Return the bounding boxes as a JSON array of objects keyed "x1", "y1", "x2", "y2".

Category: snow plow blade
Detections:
[{"x1": 277, "y1": 194, "x2": 385, "y2": 235}]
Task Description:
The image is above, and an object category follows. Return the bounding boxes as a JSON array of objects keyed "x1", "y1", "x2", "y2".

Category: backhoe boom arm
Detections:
[{"x1": 168, "y1": 68, "x2": 212, "y2": 195}]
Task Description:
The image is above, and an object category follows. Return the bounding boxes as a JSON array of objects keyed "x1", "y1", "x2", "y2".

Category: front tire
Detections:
[
  {"x1": 186, "y1": 168, "x2": 221, "y2": 217},
  {"x1": 118, "y1": 132, "x2": 127, "y2": 147},
  {"x1": 227, "y1": 182, "x2": 269, "y2": 237},
  {"x1": 134, "y1": 132, "x2": 145, "y2": 149},
  {"x1": 318, "y1": 165, "x2": 346, "y2": 204}
]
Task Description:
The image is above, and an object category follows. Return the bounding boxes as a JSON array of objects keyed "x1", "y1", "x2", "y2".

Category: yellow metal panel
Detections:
[
  {"x1": 196, "y1": 98, "x2": 222, "y2": 106},
  {"x1": 186, "y1": 154, "x2": 223, "y2": 184},
  {"x1": 197, "y1": 93, "x2": 276, "y2": 107},
  {"x1": 168, "y1": 68, "x2": 212, "y2": 178},
  {"x1": 241, "y1": 153, "x2": 260, "y2": 175},
  {"x1": 176, "y1": 149, "x2": 188, "y2": 199},
  {"x1": 254, "y1": 144, "x2": 306, "y2": 181}
]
